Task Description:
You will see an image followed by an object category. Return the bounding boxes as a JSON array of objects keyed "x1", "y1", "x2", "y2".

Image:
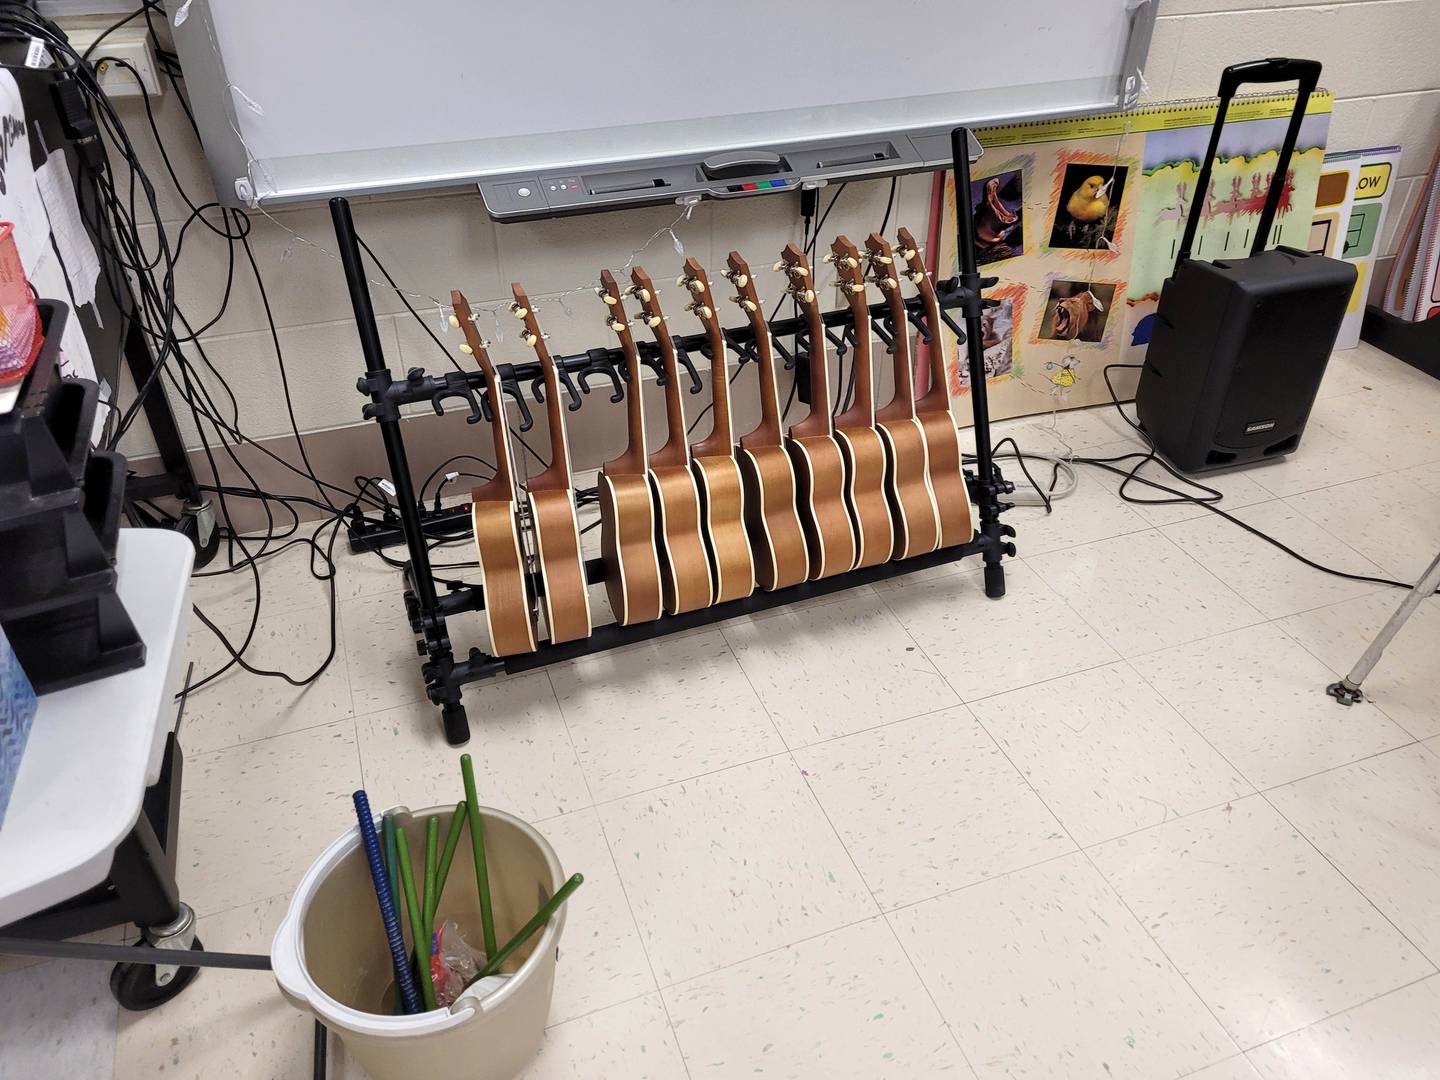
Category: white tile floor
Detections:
[{"x1": 5, "y1": 342, "x2": 1440, "y2": 1079}]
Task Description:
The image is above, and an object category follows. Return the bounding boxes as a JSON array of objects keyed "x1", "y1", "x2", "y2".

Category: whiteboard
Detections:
[{"x1": 173, "y1": 0, "x2": 1155, "y2": 207}]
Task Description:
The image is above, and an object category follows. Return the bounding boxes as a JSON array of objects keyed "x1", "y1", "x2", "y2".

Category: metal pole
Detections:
[
  {"x1": 0, "y1": 937, "x2": 271, "y2": 969},
  {"x1": 1328, "y1": 549, "x2": 1440, "y2": 704}
]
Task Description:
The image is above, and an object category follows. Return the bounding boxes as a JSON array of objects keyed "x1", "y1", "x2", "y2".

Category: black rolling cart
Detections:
[{"x1": 334, "y1": 127, "x2": 1017, "y2": 746}]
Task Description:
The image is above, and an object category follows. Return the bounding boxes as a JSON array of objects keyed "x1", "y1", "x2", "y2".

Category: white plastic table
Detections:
[{"x1": 0, "y1": 528, "x2": 193, "y2": 926}]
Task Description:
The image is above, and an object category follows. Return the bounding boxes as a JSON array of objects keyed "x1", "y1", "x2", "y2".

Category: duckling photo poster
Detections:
[{"x1": 934, "y1": 89, "x2": 1332, "y2": 421}]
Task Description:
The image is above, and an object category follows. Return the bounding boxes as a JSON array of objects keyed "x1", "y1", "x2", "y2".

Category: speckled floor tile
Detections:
[
  {"x1": 664, "y1": 917, "x2": 973, "y2": 1078},
  {"x1": 1081, "y1": 441, "x2": 1275, "y2": 528},
  {"x1": 1183, "y1": 1057, "x2": 1264, "y2": 1080},
  {"x1": 889, "y1": 852, "x2": 1236, "y2": 1080},
  {"x1": 796, "y1": 706, "x2": 1073, "y2": 908},
  {"x1": 179, "y1": 720, "x2": 360, "y2": 917},
  {"x1": 598, "y1": 755, "x2": 875, "y2": 985},
  {"x1": 1269, "y1": 745, "x2": 1440, "y2": 963},
  {"x1": 722, "y1": 594, "x2": 958, "y2": 748},
  {"x1": 1308, "y1": 386, "x2": 1440, "y2": 472},
  {"x1": 1133, "y1": 625, "x2": 1411, "y2": 790},
  {"x1": 1160, "y1": 502, "x2": 1388, "y2": 619},
  {"x1": 1286, "y1": 471, "x2": 1440, "y2": 583},
  {"x1": 1244, "y1": 976, "x2": 1440, "y2": 1079},
  {"x1": 113, "y1": 894, "x2": 311, "y2": 1080},
  {"x1": 1002, "y1": 473, "x2": 1151, "y2": 557},
  {"x1": 549, "y1": 629, "x2": 784, "y2": 802},
  {"x1": 188, "y1": 540, "x2": 335, "y2": 624},
  {"x1": 879, "y1": 561, "x2": 1118, "y2": 701},
  {"x1": 354, "y1": 674, "x2": 587, "y2": 822},
  {"x1": 341, "y1": 592, "x2": 493, "y2": 714},
  {"x1": 1091, "y1": 796, "x2": 1434, "y2": 1047},
  {"x1": 1279, "y1": 591, "x2": 1440, "y2": 740},
  {"x1": 970, "y1": 662, "x2": 1251, "y2": 846},
  {"x1": 1028, "y1": 530, "x2": 1266, "y2": 657},
  {"x1": 539, "y1": 808, "x2": 657, "y2": 1025},
  {"x1": 1244, "y1": 418, "x2": 1388, "y2": 500},
  {"x1": 517, "y1": 992, "x2": 688, "y2": 1080},
  {"x1": 0, "y1": 959, "x2": 116, "y2": 1080},
  {"x1": 180, "y1": 603, "x2": 354, "y2": 754}
]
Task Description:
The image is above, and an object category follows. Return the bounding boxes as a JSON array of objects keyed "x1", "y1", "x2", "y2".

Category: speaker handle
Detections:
[{"x1": 1175, "y1": 58, "x2": 1323, "y2": 267}]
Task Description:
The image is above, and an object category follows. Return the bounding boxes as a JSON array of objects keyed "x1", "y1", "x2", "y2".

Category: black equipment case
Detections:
[{"x1": 1134, "y1": 58, "x2": 1357, "y2": 473}]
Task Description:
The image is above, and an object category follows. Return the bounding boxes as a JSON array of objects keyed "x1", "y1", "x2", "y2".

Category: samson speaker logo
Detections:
[{"x1": 1244, "y1": 420, "x2": 1277, "y2": 435}]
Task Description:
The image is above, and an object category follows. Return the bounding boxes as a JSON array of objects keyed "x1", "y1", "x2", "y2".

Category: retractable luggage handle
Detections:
[{"x1": 1176, "y1": 57, "x2": 1323, "y2": 266}]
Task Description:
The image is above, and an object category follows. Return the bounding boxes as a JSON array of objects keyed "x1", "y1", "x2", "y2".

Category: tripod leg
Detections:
[{"x1": 1327, "y1": 548, "x2": 1440, "y2": 705}]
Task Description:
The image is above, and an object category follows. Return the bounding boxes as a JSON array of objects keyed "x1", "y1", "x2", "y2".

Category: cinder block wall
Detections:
[{"x1": 109, "y1": 0, "x2": 1440, "y2": 497}]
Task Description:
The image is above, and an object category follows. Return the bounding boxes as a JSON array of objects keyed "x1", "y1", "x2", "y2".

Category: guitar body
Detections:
[
  {"x1": 692, "y1": 454, "x2": 755, "y2": 604},
  {"x1": 917, "y1": 410, "x2": 974, "y2": 548},
  {"x1": 877, "y1": 417, "x2": 941, "y2": 559},
  {"x1": 471, "y1": 499, "x2": 537, "y2": 657},
  {"x1": 787, "y1": 435, "x2": 857, "y2": 580},
  {"x1": 736, "y1": 445, "x2": 809, "y2": 591},
  {"x1": 648, "y1": 465, "x2": 714, "y2": 615},
  {"x1": 598, "y1": 470, "x2": 664, "y2": 625},
  {"x1": 527, "y1": 487, "x2": 591, "y2": 644},
  {"x1": 835, "y1": 425, "x2": 895, "y2": 569}
]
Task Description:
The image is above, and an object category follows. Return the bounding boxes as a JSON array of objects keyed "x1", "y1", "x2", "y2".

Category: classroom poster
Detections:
[
  {"x1": 1309, "y1": 146, "x2": 1402, "y2": 348},
  {"x1": 935, "y1": 91, "x2": 1332, "y2": 421}
]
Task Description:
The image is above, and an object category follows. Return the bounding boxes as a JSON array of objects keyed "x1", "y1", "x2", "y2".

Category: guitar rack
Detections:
[{"x1": 331, "y1": 127, "x2": 1015, "y2": 746}]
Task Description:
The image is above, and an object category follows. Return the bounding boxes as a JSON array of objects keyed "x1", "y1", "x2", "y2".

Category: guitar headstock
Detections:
[
  {"x1": 449, "y1": 289, "x2": 495, "y2": 372},
  {"x1": 776, "y1": 243, "x2": 817, "y2": 314},
  {"x1": 894, "y1": 227, "x2": 933, "y2": 297},
  {"x1": 597, "y1": 269, "x2": 637, "y2": 346},
  {"x1": 509, "y1": 284, "x2": 549, "y2": 351},
  {"x1": 676, "y1": 257, "x2": 719, "y2": 331},
  {"x1": 864, "y1": 233, "x2": 904, "y2": 306},
  {"x1": 825, "y1": 235, "x2": 868, "y2": 311},
  {"x1": 628, "y1": 266, "x2": 667, "y2": 331}
]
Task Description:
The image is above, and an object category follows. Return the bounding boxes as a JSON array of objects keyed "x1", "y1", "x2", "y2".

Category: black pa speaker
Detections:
[{"x1": 1134, "y1": 59, "x2": 1357, "y2": 473}]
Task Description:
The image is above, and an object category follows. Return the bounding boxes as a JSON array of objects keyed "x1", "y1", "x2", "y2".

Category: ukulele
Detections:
[
  {"x1": 896, "y1": 227, "x2": 975, "y2": 548},
  {"x1": 827, "y1": 235, "x2": 895, "y2": 568},
  {"x1": 595, "y1": 270, "x2": 664, "y2": 625},
  {"x1": 677, "y1": 258, "x2": 756, "y2": 604},
  {"x1": 630, "y1": 266, "x2": 714, "y2": 615},
  {"x1": 449, "y1": 290, "x2": 537, "y2": 656},
  {"x1": 725, "y1": 252, "x2": 809, "y2": 591},
  {"x1": 779, "y1": 244, "x2": 858, "y2": 579},
  {"x1": 509, "y1": 285, "x2": 592, "y2": 644},
  {"x1": 865, "y1": 233, "x2": 941, "y2": 559}
]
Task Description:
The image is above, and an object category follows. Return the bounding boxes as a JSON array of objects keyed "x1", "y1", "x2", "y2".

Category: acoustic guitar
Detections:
[
  {"x1": 865, "y1": 233, "x2": 941, "y2": 559},
  {"x1": 630, "y1": 267, "x2": 713, "y2": 615},
  {"x1": 827, "y1": 235, "x2": 895, "y2": 568},
  {"x1": 676, "y1": 258, "x2": 756, "y2": 603},
  {"x1": 450, "y1": 290, "x2": 537, "y2": 656},
  {"x1": 779, "y1": 244, "x2": 858, "y2": 579},
  {"x1": 509, "y1": 285, "x2": 592, "y2": 644},
  {"x1": 595, "y1": 270, "x2": 664, "y2": 625},
  {"x1": 724, "y1": 252, "x2": 809, "y2": 592},
  {"x1": 895, "y1": 228, "x2": 975, "y2": 548}
]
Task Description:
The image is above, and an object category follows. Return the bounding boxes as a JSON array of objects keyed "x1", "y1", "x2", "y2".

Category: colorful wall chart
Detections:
[
  {"x1": 933, "y1": 91, "x2": 1333, "y2": 420},
  {"x1": 1308, "y1": 146, "x2": 1401, "y2": 349}
]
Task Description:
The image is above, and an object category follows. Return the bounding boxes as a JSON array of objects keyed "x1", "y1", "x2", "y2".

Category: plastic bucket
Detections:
[{"x1": 271, "y1": 804, "x2": 567, "y2": 1080}]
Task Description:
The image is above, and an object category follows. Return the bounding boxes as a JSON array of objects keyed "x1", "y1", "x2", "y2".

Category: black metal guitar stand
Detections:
[{"x1": 332, "y1": 126, "x2": 1014, "y2": 745}]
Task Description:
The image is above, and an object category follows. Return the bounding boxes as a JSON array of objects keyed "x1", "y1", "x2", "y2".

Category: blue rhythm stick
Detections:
[{"x1": 352, "y1": 790, "x2": 421, "y2": 1015}]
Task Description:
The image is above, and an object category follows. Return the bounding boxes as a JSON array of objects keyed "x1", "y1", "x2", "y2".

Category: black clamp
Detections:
[
  {"x1": 576, "y1": 348, "x2": 624, "y2": 402},
  {"x1": 425, "y1": 369, "x2": 485, "y2": 426},
  {"x1": 529, "y1": 364, "x2": 583, "y2": 413}
]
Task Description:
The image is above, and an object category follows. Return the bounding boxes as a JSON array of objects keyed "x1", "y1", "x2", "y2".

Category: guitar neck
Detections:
[
  {"x1": 876, "y1": 291, "x2": 916, "y2": 423},
  {"x1": 527, "y1": 351, "x2": 572, "y2": 493},
  {"x1": 834, "y1": 303, "x2": 875, "y2": 430},
  {"x1": 915, "y1": 283, "x2": 951, "y2": 414},
  {"x1": 788, "y1": 304, "x2": 834, "y2": 439},
  {"x1": 451, "y1": 290, "x2": 517, "y2": 502},
  {"x1": 741, "y1": 322, "x2": 784, "y2": 447},
  {"x1": 691, "y1": 322, "x2": 735, "y2": 458},
  {"x1": 650, "y1": 325, "x2": 690, "y2": 469}
]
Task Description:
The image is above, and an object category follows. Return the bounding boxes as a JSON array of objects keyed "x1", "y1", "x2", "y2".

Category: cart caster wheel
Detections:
[
  {"x1": 176, "y1": 500, "x2": 221, "y2": 569},
  {"x1": 109, "y1": 936, "x2": 203, "y2": 1011},
  {"x1": 441, "y1": 702, "x2": 470, "y2": 747}
]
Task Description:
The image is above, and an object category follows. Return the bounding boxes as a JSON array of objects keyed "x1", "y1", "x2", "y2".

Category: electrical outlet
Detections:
[{"x1": 62, "y1": 26, "x2": 162, "y2": 98}]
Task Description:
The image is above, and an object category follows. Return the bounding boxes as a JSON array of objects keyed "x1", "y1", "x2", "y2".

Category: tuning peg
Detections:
[
  {"x1": 879, "y1": 276, "x2": 898, "y2": 289},
  {"x1": 509, "y1": 302, "x2": 528, "y2": 319},
  {"x1": 848, "y1": 282, "x2": 866, "y2": 294},
  {"x1": 821, "y1": 252, "x2": 835, "y2": 264},
  {"x1": 459, "y1": 342, "x2": 473, "y2": 355},
  {"x1": 675, "y1": 274, "x2": 689, "y2": 287},
  {"x1": 838, "y1": 256, "x2": 859, "y2": 270},
  {"x1": 520, "y1": 330, "x2": 538, "y2": 346},
  {"x1": 871, "y1": 254, "x2": 893, "y2": 265},
  {"x1": 685, "y1": 279, "x2": 705, "y2": 295},
  {"x1": 802, "y1": 288, "x2": 815, "y2": 303},
  {"x1": 740, "y1": 298, "x2": 757, "y2": 313},
  {"x1": 792, "y1": 265, "x2": 809, "y2": 278},
  {"x1": 732, "y1": 272, "x2": 748, "y2": 288},
  {"x1": 596, "y1": 287, "x2": 618, "y2": 305},
  {"x1": 644, "y1": 314, "x2": 663, "y2": 328},
  {"x1": 907, "y1": 270, "x2": 925, "y2": 283},
  {"x1": 447, "y1": 314, "x2": 460, "y2": 328},
  {"x1": 637, "y1": 287, "x2": 652, "y2": 302},
  {"x1": 608, "y1": 317, "x2": 626, "y2": 332},
  {"x1": 694, "y1": 304, "x2": 713, "y2": 320},
  {"x1": 772, "y1": 260, "x2": 785, "y2": 272}
]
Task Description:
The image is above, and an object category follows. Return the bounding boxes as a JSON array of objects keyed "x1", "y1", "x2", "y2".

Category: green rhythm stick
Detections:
[
  {"x1": 394, "y1": 826, "x2": 438, "y2": 1011},
  {"x1": 467, "y1": 873, "x2": 584, "y2": 986},
  {"x1": 422, "y1": 816, "x2": 439, "y2": 957},
  {"x1": 428, "y1": 802, "x2": 466, "y2": 930},
  {"x1": 460, "y1": 755, "x2": 497, "y2": 958}
]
